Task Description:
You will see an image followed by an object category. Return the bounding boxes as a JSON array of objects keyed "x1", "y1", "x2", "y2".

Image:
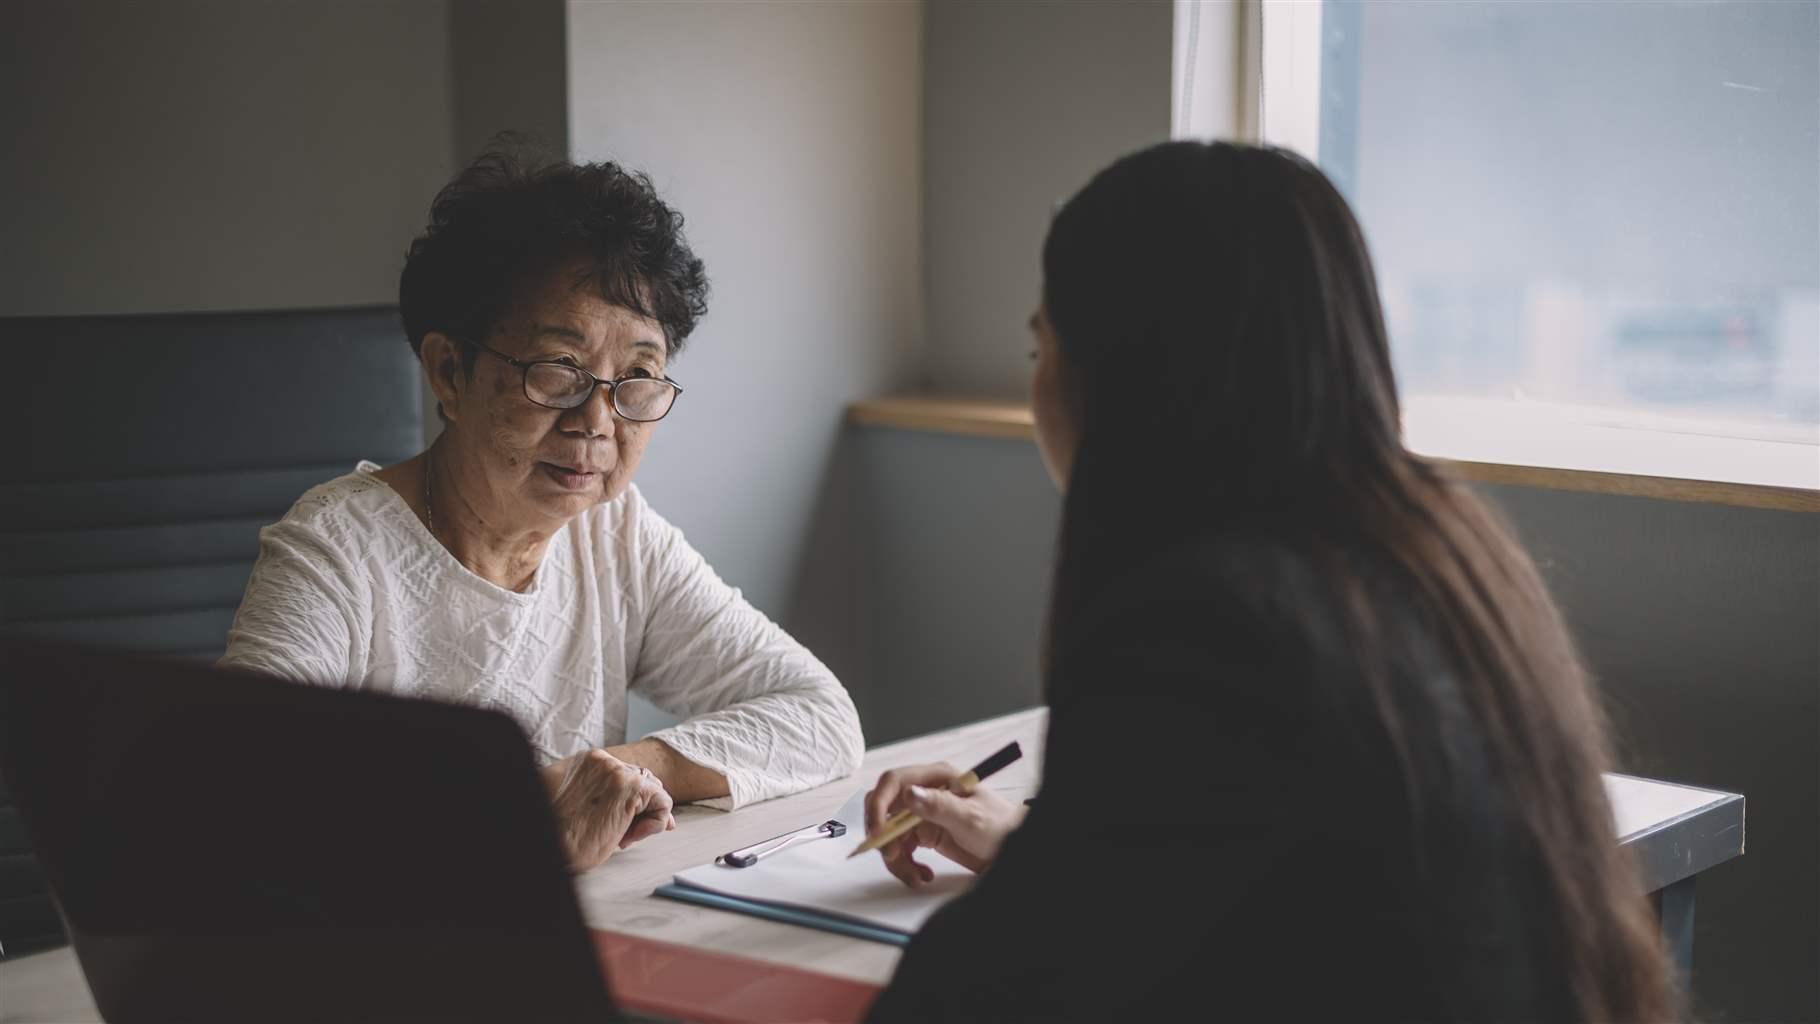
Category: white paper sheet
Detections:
[{"x1": 670, "y1": 790, "x2": 976, "y2": 935}]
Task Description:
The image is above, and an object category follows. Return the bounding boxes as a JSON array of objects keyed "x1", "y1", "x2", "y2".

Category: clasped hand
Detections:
[
  {"x1": 863, "y1": 762, "x2": 1027, "y2": 888},
  {"x1": 540, "y1": 748, "x2": 676, "y2": 871}
]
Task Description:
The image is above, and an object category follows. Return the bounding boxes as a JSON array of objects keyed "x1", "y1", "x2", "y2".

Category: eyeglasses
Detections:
[{"x1": 461, "y1": 338, "x2": 683, "y2": 422}]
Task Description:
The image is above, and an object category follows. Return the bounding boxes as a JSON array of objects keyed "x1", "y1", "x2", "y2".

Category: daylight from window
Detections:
[{"x1": 1314, "y1": 0, "x2": 1819, "y2": 481}]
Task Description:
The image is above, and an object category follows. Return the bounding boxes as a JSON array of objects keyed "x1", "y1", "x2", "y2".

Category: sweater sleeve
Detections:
[
  {"x1": 220, "y1": 519, "x2": 367, "y2": 687},
  {"x1": 626, "y1": 494, "x2": 864, "y2": 810}
]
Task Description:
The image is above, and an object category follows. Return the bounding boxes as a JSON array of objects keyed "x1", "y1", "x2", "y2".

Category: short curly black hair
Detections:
[{"x1": 399, "y1": 139, "x2": 709, "y2": 368}]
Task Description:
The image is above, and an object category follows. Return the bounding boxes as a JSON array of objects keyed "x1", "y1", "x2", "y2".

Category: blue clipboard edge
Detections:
[{"x1": 653, "y1": 882, "x2": 911, "y2": 948}]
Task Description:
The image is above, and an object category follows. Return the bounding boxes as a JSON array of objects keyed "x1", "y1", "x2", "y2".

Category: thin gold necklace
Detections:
[{"x1": 423, "y1": 444, "x2": 437, "y2": 539}]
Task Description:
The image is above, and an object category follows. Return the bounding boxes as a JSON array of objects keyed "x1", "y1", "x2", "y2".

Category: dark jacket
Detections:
[{"x1": 867, "y1": 537, "x2": 1575, "y2": 1022}]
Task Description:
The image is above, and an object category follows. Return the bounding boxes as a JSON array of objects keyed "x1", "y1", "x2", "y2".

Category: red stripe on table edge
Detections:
[{"x1": 593, "y1": 928, "x2": 883, "y2": 1024}]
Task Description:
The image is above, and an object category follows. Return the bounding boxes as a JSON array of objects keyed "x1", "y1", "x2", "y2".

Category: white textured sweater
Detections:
[{"x1": 221, "y1": 463, "x2": 864, "y2": 809}]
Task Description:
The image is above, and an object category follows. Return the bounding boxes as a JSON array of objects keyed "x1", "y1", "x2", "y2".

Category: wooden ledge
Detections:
[
  {"x1": 847, "y1": 395, "x2": 1036, "y2": 441},
  {"x1": 846, "y1": 396, "x2": 1819, "y2": 514}
]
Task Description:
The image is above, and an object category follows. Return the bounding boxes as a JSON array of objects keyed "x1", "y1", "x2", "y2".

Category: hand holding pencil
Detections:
[{"x1": 856, "y1": 742, "x2": 1027, "y2": 888}]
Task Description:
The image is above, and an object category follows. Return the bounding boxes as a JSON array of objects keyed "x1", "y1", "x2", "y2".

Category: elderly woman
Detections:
[{"x1": 223, "y1": 148, "x2": 864, "y2": 870}]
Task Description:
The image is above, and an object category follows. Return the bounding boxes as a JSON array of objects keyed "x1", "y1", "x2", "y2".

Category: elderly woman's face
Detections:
[{"x1": 438, "y1": 271, "x2": 668, "y2": 530}]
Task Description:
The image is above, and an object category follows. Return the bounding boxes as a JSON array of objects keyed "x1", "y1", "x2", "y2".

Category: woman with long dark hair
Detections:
[{"x1": 861, "y1": 142, "x2": 1678, "y2": 1021}]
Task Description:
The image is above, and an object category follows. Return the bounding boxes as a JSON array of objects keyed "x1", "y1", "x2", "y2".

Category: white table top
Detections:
[
  {"x1": 0, "y1": 706, "x2": 1744, "y2": 1023},
  {"x1": 1605, "y1": 772, "x2": 1734, "y2": 842}
]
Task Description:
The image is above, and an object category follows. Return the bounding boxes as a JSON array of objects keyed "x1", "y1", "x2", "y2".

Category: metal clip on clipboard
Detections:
[{"x1": 717, "y1": 819, "x2": 847, "y2": 868}]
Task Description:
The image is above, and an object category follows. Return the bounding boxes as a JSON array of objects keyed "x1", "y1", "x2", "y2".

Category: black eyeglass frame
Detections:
[{"x1": 459, "y1": 337, "x2": 684, "y2": 422}]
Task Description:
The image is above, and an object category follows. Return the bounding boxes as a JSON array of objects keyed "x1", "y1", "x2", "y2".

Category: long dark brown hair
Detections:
[{"x1": 1040, "y1": 141, "x2": 1677, "y2": 1022}]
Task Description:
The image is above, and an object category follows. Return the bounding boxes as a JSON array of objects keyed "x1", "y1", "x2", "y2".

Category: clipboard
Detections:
[{"x1": 652, "y1": 790, "x2": 975, "y2": 946}]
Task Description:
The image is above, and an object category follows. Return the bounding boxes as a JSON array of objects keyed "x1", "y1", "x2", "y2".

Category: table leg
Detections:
[{"x1": 1651, "y1": 876, "x2": 1696, "y2": 991}]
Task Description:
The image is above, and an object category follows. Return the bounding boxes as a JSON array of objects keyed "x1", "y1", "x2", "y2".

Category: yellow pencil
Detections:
[{"x1": 847, "y1": 741, "x2": 1023, "y2": 859}]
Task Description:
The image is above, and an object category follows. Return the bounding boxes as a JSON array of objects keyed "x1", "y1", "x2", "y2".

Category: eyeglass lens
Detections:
[{"x1": 524, "y1": 363, "x2": 677, "y2": 420}]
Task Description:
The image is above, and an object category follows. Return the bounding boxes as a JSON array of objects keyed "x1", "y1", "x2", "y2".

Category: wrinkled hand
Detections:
[
  {"x1": 540, "y1": 749, "x2": 675, "y2": 872},
  {"x1": 863, "y1": 762, "x2": 1027, "y2": 888}
]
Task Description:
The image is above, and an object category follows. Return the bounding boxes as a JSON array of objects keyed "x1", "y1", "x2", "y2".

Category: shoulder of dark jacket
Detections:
[
  {"x1": 1048, "y1": 532, "x2": 1442, "y2": 717},
  {"x1": 1054, "y1": 534, "x2": 1340, "y2": 666}
]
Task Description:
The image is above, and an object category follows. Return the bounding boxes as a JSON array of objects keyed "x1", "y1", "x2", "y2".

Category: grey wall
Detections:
[
  {"x1": 565, "y1": 0, "x2": 924, "y2": 730},
  {"x1": 923, "y1": 0, "x2": 1175, "y2": 397},
  {"x1": 0, "y1": 1, "x2": 455, "y2": 317},
  {"x1": 853, "y1": 427, "x2": 1060, "y2": 742},
  {"x1": 1481, "y1": 484, "x2": 1819, "y2": 1023},
  {"x1": 847, "y1": 426, "x2": 1818, "y2": 1022},
  {"x1": 432, "y1": 0, "x2": 572, "y2": 443},
  {"x1": 449, "y1": 0, "x2": 569, "y2": 166},
  {"x1": 0, "y1": 0, "x2": 582, "y2": 469}
]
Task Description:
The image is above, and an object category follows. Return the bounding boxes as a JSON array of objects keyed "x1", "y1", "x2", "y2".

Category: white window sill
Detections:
[
  {"x1": 1402, "y1": 396, "x2": 1818, "y2": 493},
  {"x1": 848, "y1": 395, "x2": 1820, "y2": 513}
]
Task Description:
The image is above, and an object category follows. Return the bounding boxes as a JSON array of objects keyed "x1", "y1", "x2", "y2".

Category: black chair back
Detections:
[{"x1": 0, "y1": 306, "x2": 425, "y2": 956}]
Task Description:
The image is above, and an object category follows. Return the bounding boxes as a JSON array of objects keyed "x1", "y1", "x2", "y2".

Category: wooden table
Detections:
[{"x1": 0, "y1": 707, "x2": 1744, "y2": 1022}]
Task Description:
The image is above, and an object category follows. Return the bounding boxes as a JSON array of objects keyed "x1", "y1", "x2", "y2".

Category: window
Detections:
[{"x1": 1261, "y1": 0, "x2": 1819, "y2": 491}]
